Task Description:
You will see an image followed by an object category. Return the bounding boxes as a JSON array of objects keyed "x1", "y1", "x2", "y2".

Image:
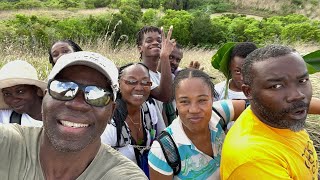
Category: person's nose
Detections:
[
  {"x1": 134, "y1": 82, "x2": 144, "y2": 91},
  {"x1": 65, "y1": 91, "x2": 91, "y2": 112},
  {"x1": 286, "y1": 86, "x2": 306, "y2": 103},
  {"x1": 189, "y1": 102, "x2": 200, "y2": 113},
  {"x1": 240, "y1": 74, "x2": 243, "y2": 81}
]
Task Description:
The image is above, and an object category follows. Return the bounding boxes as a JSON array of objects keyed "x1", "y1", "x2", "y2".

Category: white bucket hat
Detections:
[
  {"x1": 48, "y1": 51, "x2": 119, "y2": 100},
  {"x1": 0, "y1": 60, "x2": 47, "y2": 109}
]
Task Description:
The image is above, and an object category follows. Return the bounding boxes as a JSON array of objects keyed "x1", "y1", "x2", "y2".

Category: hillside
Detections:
[
  {"x1": 0, "y1": 0, "x2": 319, "y2": 20},
  {"x1": 228, "y1": 0, "x2": 320, "y2": 20}
]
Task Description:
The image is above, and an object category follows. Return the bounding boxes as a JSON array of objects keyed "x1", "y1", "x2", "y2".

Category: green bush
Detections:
[
  {"x1": 0, "y1": 2, "x2": 14, "y2": 10},
  {"x1": 119, "y1": 0, "x2": 142, "y2": 23},
  {"x1": 84, "y1": 0, "x2": 111, "y2": 8},
  {"x1": 190, "y1": 12, "x2": 214, "y2": 46},
  {"x1": 14, "y1": 0, "x2": 43, "y2": 9},
  {"x1": 0, "y1": 10, "x2": 319, "y2": 50},
  {"x1": 139, "y1": 0, "x2": 160, "y2": 8},
  {"x1": 142, "y1": 8, "x2": 161, "y2": 26},
  {"x1": 158, "y1": 9, "x2": 193, "y2": 45}
]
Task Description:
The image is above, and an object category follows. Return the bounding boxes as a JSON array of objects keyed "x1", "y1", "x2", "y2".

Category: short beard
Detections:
[{"x1": 251, "y1": 96, "x2": 308, "y2": 132}]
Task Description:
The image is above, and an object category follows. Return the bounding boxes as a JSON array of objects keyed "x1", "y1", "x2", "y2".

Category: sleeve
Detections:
[
  {"x1": 225, "y1": 160, "x2": 292, "y2": 180},
  {"x1": 148, "y1": 140, "x2": 173, "y2": 176},
  {"x1": 101, "y1": 121, "x2": 117, "y2": 146},
  {"x1": 212, "y1": 100, "x2": 235, "y2": 124}
]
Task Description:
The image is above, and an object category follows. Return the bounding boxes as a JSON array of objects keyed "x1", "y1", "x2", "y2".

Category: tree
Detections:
[{"x1": 158, "y1": 10, "x2": 193, "y2": 45}]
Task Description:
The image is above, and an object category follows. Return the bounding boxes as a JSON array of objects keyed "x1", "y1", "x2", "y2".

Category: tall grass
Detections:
[{"x1": 0, "y1": 38, "x2": 319, "y2": 171}]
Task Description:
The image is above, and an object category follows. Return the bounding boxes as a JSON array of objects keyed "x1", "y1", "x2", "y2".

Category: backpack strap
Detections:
[
  {"x1": 212, "y1": 107, "x2": 227, "y2": 130},
  {"x1": 156, "y1": 131, "x2": 181, "y2": 175},
  {"x1": 141, "y1": 100, "x2": 154, "y2": 130},
  {"x1": 10, "y1": 111, "x2": 22, "y2": 125}
]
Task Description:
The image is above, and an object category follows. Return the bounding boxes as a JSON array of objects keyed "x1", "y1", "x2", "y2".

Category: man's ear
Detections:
[
  {"x1": 138, "y1": 45, "x2": 143, "y2": 54},
  {"x1": 37, "y1": 88, "x2": 44, "y2": 97},
  {"x1": 242, "y1": 84, "x2": 253, "y2": 100}
]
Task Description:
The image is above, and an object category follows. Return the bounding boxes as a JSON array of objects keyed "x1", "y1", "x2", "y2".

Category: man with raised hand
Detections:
[
  {"x1": 221, "y1": 45, "x2": 318, "y2": 179},
  {"x1": 0, "y1": 51, "x2": 147, "y2": 179}
]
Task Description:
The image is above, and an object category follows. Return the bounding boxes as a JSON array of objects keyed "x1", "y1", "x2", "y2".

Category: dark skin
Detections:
[
  {"x1": 119, "y1": 64, "x2": 151, "y2": 144},
  {"x1": 149, "y1": 77, "x2": 245, "y2": 179},
  {"x1": 50, "y1": 42, "x2": 74, "y2": 64},
  {"x1": 2, "y1": 85, "x2": 43, "y2": 120},
  {"x1": 229, "y1": 56, "x2": 245, "y2": 92},
  {"x1": 40, "y1": 66, "x2": 116, "y2": 180},
  {"x1": 242, "y1": 53, "x2": 312, "y2": 131},
  {"x1": 138, "y1": 27, "x2": 175, "y2": 103}
]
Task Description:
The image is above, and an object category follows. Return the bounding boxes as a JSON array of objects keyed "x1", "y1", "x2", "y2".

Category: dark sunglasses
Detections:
[
  {"x1": 48, "y1": 79, "x2": 113, "y2": 107},
  {"x1": 121, "y1": 79, "x2": 152, "y2": 87}
]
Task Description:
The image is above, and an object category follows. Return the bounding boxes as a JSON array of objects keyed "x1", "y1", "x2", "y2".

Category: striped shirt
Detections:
[{"x1": 148, "y1": 100, "x2": 234, "y2": 179}]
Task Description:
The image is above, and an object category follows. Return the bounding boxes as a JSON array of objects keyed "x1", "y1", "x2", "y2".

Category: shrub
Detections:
[
  {"x1": 158, "y1": 9, "x2": 193, "y2": 45},
  {"x1": 142, "y1": 8, "x2": 161, "y2": 26},
  {"x1": 190, "y1": 12, "x2": 214, "y2": 46},
  {"x1": 14, "y1": 0, "x2": 43, "y2": 9},
  {"x1": 119, "y1": 0, "x2": 142, "y2": 23}
]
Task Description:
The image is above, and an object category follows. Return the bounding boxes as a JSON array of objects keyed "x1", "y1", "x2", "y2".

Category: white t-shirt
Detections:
[
  {"x1": 149, "y1": 70, "x2": 163, "y2": 113},
  {"x1": 214, "y1": 80, "x2": 247, "y2": 100},
  {"x1": 0, "y1": 109, "x2": 43, "y2": 127},
  {"x1": 101, "y1": 100, "x2": 165, "y2": 164}
]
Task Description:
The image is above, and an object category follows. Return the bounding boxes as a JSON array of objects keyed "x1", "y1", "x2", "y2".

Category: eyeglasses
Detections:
[
  {"x1": 121, "y1": 79, "x2": 152, "y2": 87},
  {"x1": 48, "y1": 79, "x2": 113, "y2": 107}
]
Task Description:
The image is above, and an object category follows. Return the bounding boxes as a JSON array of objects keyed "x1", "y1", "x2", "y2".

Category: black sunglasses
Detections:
[{"x1": 48, "y1": 79, "x2": 113, "y2": 107}]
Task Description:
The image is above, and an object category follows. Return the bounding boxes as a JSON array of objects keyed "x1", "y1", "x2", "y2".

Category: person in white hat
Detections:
[
  {"x1": 0, "y1": 60, "x2": 45, "y2": 127},
  {"x1": 0, "y1": 51, "x2": 147, "y2": 179}
]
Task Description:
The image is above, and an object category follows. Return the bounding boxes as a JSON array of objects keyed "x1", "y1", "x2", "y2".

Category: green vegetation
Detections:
[{"x1": 0, "y1": 10, "x2": 319, "y2": 51}]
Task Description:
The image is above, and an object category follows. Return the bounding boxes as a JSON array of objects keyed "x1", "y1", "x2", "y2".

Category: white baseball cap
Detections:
[{"x1": 48, "y1": 51, "x2": 119, "y2": 100}]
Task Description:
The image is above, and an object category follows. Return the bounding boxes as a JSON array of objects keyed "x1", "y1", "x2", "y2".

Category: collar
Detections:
[{"x1": 170, "y1": 110, "x2": 221, "y2": 145}]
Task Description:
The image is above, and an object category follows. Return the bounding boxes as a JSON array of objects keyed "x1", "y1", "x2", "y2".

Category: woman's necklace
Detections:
[{"x1": 127, "y1": 114, "x2": 142, "y2": 132}]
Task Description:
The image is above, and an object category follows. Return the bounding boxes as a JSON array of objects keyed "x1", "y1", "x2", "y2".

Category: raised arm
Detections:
[
  {"x1": 308, "y1": 97, "x2": 320, "y2": 114},
  {"x1": 231, "y1": 99, "x2": 247, "y2": 120},
  {"x1": 151, "y1": 26, "x2": 175, "y2": 102}
]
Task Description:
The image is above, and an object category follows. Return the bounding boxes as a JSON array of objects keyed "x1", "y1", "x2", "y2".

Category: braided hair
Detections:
[{"x1": 173, "y1": 68, "x2": 218, "y2": 100}]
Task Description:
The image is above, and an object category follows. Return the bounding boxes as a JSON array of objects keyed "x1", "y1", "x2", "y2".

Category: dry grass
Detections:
[
  {"x1": 0, "y1": 42, "x2": 319, "y2": 171},
  {"x1": 0, "y1": 7, "x2": 115, "y2": 20}
]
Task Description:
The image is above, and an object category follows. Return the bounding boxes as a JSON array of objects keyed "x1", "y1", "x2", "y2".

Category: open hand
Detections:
[{"x1": 189, "y1": 61, "x2": 204, "y2": 71}]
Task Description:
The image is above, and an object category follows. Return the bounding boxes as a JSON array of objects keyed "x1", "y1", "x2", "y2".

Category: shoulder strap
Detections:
[
  {"x1": 212, "y1": 107, "x2": 227, "y2": 130},
  {"x1": 156, "y1": 131, "x2": 181, "y2": 175},
  {"x1": 141, "y1": 101, "x2": 153, "y2": 130},
  {"x1": 10, "y1": 111, "x2": 22, "y2": 125}
]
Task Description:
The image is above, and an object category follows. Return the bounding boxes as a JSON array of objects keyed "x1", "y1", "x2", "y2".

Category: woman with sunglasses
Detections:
[{"x1": 101, "y1": 63, "x2": 166, "y2": 178}]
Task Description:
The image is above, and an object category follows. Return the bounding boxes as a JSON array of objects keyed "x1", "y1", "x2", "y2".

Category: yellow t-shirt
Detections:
[{"x1": 221, "y1": 108, "x2": 318, "y2": 180}]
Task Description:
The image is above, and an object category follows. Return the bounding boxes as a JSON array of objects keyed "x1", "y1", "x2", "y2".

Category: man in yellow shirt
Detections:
[{"x1": 221, "y1": 45, "x2": 318, "y2": 179}]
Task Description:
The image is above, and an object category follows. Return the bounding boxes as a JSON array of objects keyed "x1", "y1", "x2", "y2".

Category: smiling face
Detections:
[
  {"x1": 175, "y1": 77, "x2": 213, "y2": 135},
  {"x1": 42, "y1": 65, "x2": 115, "y2": 152},
  {"x1": 119, "y1": 64, "x2": 151, "y2": 107},
  {"x1": 244, "y1": 53, "x2": 312, "y2": 131},
  {"x1": 2, "y1": 85, "x2": 42, "y2": 114},
  {"x1": 229, "y1": 56, "x2": 245, "y2": 91},
  {"x1": 138, "y1": 31, "x2": 161, "y2": 59},
  {"x1": 50, "y1": 42, "x2": 74, "y2": 64}
]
